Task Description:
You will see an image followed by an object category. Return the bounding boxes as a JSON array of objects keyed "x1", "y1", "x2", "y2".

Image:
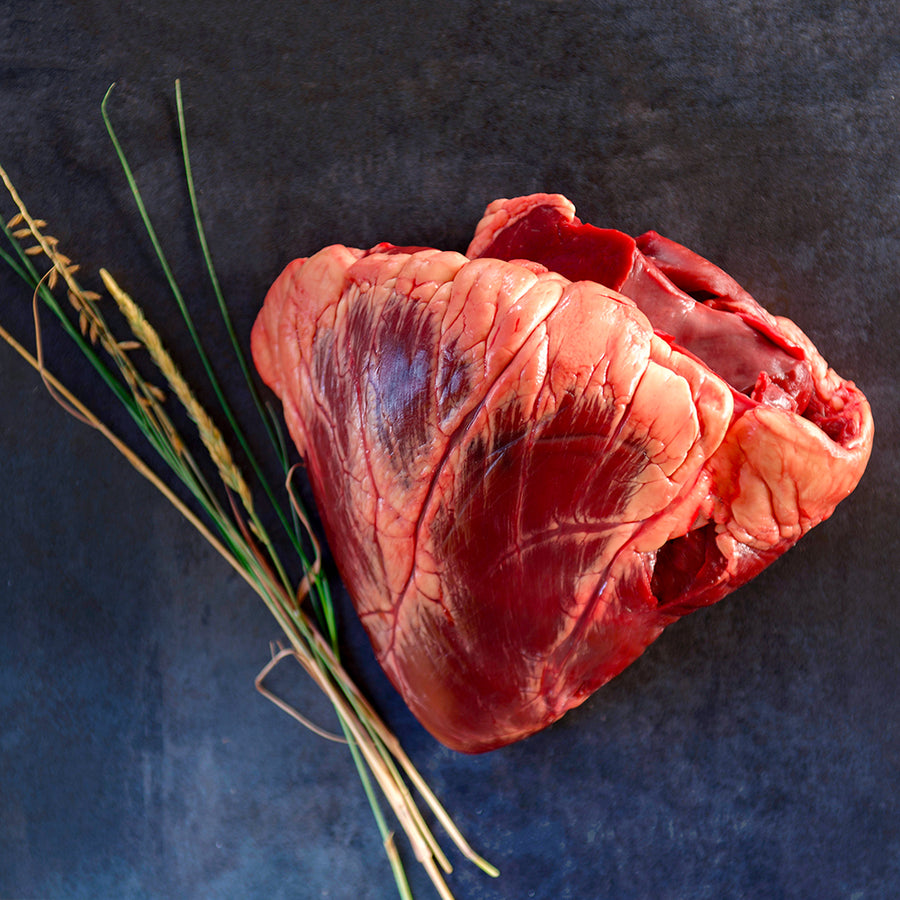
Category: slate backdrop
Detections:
[{"x1": 1, "y1": 2, "x2": 897, "y2": 899}]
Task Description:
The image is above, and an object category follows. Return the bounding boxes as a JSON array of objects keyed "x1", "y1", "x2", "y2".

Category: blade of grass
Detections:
[
  {"x1": 174, "y1": 79, "x2": 282, "y2": 462},
  {"x1": 173, "y1": 80, "x2": 338, "y2": 641}
]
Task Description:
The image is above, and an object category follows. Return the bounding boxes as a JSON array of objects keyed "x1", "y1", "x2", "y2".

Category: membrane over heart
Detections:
[{"x1": 252, "y1": 194, "x2": 872, "y2": 753}]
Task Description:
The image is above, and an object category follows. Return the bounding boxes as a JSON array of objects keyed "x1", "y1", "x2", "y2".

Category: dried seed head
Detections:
[{"x1": 99, "y1": 268, "x2": 255, "y2": 517}]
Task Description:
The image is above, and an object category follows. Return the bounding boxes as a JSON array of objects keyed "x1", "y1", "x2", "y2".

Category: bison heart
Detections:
[{"x1": 251, "y1": 194, "x2": 872, "y2": 753}]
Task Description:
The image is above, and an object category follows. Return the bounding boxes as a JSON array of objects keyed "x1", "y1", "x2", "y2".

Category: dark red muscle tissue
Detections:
[{"x1": 251, "y1": 193, "x2": 873, "y2": 753}]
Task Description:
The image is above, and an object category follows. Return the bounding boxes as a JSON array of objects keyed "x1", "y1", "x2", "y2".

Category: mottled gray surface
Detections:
[{"x1": 1, "y1": 1, "x2": 897, "y2": 898}]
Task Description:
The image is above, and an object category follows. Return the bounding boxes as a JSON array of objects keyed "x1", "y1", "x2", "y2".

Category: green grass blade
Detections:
[
  {"x1": 174, "y1": 79, "x2": 283, "y2": 459},
  {"x1": 174, "y1": 80, "x2": 339, "y2": 645}
]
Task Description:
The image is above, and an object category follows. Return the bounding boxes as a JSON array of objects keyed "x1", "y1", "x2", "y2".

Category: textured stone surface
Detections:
[{"x1": 0, "y1": 1, "x2": 897, "y2": 898}]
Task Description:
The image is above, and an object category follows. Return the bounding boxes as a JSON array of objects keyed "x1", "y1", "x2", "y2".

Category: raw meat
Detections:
[{"x1": 251, "y1": 194, "x2": 873, "y2": 753}]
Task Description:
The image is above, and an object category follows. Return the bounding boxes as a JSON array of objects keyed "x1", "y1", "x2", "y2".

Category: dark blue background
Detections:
[{"x1": 1, "y1": 2, "x2": 897, "y2": 898}]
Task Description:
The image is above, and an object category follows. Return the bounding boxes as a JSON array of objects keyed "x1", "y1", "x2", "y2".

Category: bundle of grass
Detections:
[{"x1": 0, "y1": 82, "x2": 497, "y2": 900}]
